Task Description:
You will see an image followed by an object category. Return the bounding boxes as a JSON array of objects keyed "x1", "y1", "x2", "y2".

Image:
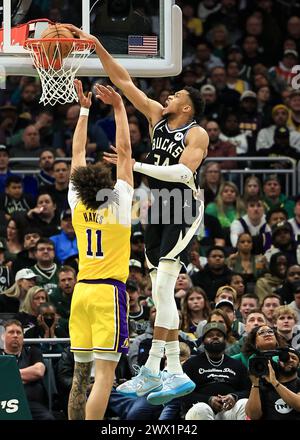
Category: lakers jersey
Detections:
[
  {"x1": 145, "y1": 118, "x2": 201, "y2": 192},
  {"x1": 68, "y1": 179, "x2": 133, "y2": 283}
]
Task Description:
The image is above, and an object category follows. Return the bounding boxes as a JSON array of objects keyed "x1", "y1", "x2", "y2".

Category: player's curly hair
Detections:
[{"x1": 70, "y1": 163, "x2": 114, "y2": 211}]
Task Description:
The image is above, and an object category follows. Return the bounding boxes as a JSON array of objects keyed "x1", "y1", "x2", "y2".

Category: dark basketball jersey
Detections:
[{"x1": 145, "y1": 118, "x2": 201, "y2": 192}]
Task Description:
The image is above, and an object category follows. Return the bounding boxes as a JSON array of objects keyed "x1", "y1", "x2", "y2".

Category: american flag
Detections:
[{"x1": 128, "y1": 35, "x2": 158, "y2": 56}]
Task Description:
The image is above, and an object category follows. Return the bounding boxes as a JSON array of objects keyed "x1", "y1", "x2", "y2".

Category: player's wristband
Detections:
[{"x1": 80, "y1": 107, "x2": 90, "y2": 117}]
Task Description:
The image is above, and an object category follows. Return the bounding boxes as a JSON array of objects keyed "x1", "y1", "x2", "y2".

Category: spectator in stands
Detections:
[
  {"x1": 11, "y1": 227, "x2": 41, "y2": 277},
  {"x1": 200, "y1": 161, "x2": 223, "y2": 206},
  {"x1": 214, "y1": 299, "x2": 244, "y2": 338},
  {"x1": 50, "y1": 265, "x2": 77, "y2": 335},
  {"x1": 36, "y1": 149, "x2": 55, "y2": 187},
  {"x1": 191, "y1": 246, "x2": 233, "y2": 302},
  {"x1": 277, "y1": 265, "x2": 300, "y2": 305},
  {"x1": 0, "y1": 240, "x2": 12, "y2": 294},
  {"x1": 230, "y1": 197, "x2": 266, "y2": 249},
  {"x1": 0, "y1": 104, "x2": 20, "y2": 145},
  {"x1": 182, "y1": 2, "x2": 203, "y2": 39},
  {"x1": 229, "y1": 272, "x2": 246, "y2": 307},
  {"x1": 17, "y1": 285, "x2": 48, "y2": 333},
  {"x1": 31, "y1": 238, "x2": 59, "y2": 296},
  {"x1": 226, "y1": 61, "x2": 249, "y2": 95},
  {"x1": 214, "y1": 285, "x2": 237, "y2": 308},
  {"x1": 180, "y1": 287, "x2": 211, "y2": 336},
  {"x1": 0, "y1": 319, "x2": 54, "y2": 420},
  {"x1": 258, "y1": 126, "x2": 300, "y2": 168},
  {"x1": 0, "y1": 218, "x2": 23, "y2": 262},
  {"x1": 289, "y1": 282, "x2": 300, "y2": 324},
  {"x1": 15, "y1": 82, "x2": 41, "y2": 117},
  {"x1": 205, "y1": 182, "x2": 245, "y2": 243},
  {"x1": 219, "y1": 111, "x2": 249, "y2": 155},
  {"x1": 187, "y1": 41, "x2": 224, "y2": 71},
  {"x1": 0, "y1": 144, "x2": 14, "y2": 193},
  {"x1": 196, "y1": 308, "x2": 237, "y2": 347},
  {"x1": 2, "y1": 267, "x2": 37, "y2": 306},
  {"x1": 26, "y1": 192, "x2": 60, "y2": 237},
  {"x1": 289, "y1": 195, "x2": 300, "y2": 242},
  {"x1": 9, "y1": 125, "x2": 45, "y2": 168},
  {"x1": 265, "y1": 221, "x2": 300, "y2": 266},
  {"x1": 287, "y1": 90, "x2": 300, "y2": 132},
  {"x1": 33, "y1": 110, "x2": 54, "y2": 147},
  {"x1": 208, "y1": 24, "x2": 230, "y2": 62},
  {"x1": 183, "y1": 322, "x2": 249, "y2": 420},
  {"x1": 256, "y1": 104, "x2": 300, "y2": 151},
  {"x1": 201, "y1": 84, "x2": 225, "y2": 123},
  {"x1": 130, "y1": 231, "x2": 145, "y2": 271},
  {"x1": 0, "y1": 175, "x2": 35, "y2": 220},
  {"x1": 242, "y1": 176, "x2": 263, "y2": 202},
  {"x1": 238, "y1": 91, "x2": 262, "y2": 152},
  {"x1": 273, "y1": 305, "x2": 298, "y2": 345},
  {"x1": 43, "y1": 160, "x2": 70, "y2": 215},
  {"x1": 127, "y1": 279, "x2": 150, "y2": 338},
  {"x1": 225, "y1": 309, "x2": 267, "y2": 356},
  {"x1": 246, "y1": 345, "x2": 300, "y2": 420},
  {"x1": 238, "y1": 294, "x2": 260, "y2": 324},
  {"x1": 129, "y1": 121, "x2": 150, "y2": 161},
  {"x1": 269, "y1": 49, "x2": 299, "y2": 93},
  {"x1": 262, "y1": 207, "x2": 288, "y2": 252},
  {"x1": 50, "y1": 209, "x2": 77, "y2": 264},
  {"x1": 209, "y1": 66, "x2": 241, "y2": 108},
  {"x1": 256, "y1": 85, "x2": 273, "y2": 128},
  {"x1": 204, "y1": 0, "x2": 242, "y2": 45},
  {"x1": 262, "y1": 175, "x2": 295, "y2": 218},
  {"x1": 260, "y1": 294, "x2": 282, "y2": 327},
  {"x1": 53, "y1": 104, "x2": 80, "y2": 156},
  {"x1": 256, "y1": 252, "x2": 288, "y2": 303},
  {"x1": 206, "y1": 121, "x2": 237, "y2": 170},
  {"x1": 174, "y1": 272, "x2": 193, "y2": 304}
]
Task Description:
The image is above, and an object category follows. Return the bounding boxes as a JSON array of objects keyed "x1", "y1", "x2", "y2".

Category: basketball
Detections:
[{"x1": 40, "y1": 25, "x2": 74, "y2": 67}]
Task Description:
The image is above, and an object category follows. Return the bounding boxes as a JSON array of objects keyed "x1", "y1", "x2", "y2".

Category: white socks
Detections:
[
  {"x1": 165, "y1": 341, "x2": 183, "y2": 374},
  {"x1": 145, "y1": 339, "x2": 165, "y2": 375}
]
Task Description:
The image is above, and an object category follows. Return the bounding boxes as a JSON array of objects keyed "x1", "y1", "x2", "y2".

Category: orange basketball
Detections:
[{"x1": 40, "y1": 25, "x2": 74, "y2": 68}]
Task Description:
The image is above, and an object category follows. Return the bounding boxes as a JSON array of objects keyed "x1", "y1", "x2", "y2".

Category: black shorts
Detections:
[{"x1": 144, "y1": 195, "x2": 204, "y2": 269}]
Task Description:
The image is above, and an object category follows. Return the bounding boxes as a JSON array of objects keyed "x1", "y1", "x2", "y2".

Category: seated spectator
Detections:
[
  {"x1": 242, "y1": 175, "x2": 263, "y2": 202},
  {"x1": 128, "y1": 121, "x2": 150, "y2": 161},
  {"x1": 128, "y1": 259, "x2": 144, "y2": 285},
  {"x1": 269, "y1": 49, "x2": 299, "y2": 93},
  {"x1": 0, "y1": 241, "x2": 12, "y2": 293},
  {"x1": 130, "y1": 231, "x2": 145, "y2": 272},
  {"x1": 238, "y1": 294, "x2": 260, "y2": 324},
  {"x1": 215, "y1": 299, "x2": 244, "y2": 339},
  {"x1": 273, "y1": 305, "x2": 299, "y2": 347},
  {"x1": 287, "y1": 89, "x2": 300, "y2": 133},
  {"x1": 229, "y1": 272, "x2": 246, "y2": 307},
  {"x1": 227, "y1": 232, "x2": 267, "y2": 291},
  {"x1": 258, "y1": 126, "x2": 300, "y2": 168},
  {"x1": 256, "y1": 104, "x2": 300, "y2": 151},
  {"x1": 31, "y1": 238, "x2": 60, "y2": 296},
  {"x1": 276, "y1": 264, "x2": 300, "y2": 305},
  {"x1": 246, "y1": 346, "x2": 300, "y2": 420},
  {"x1": 174, "y1": 272, "x2": 193, "y2": 304},
  {"x1": 205, "y1": 121, "x2": 237, "y2": 170},
  {"x1": 289, "y1": 195, "x2": 300, "y2": 242},
  {"x1": 127, "y1": 279, "x2": 150, "y2": 338},
  {"x1": 183, "y1": 322, "x2": 250, "y2": 420},
  {"x1": 11, "y1": 227, "x2": 41, "y2": 277},
  {"x1": 261, "y1": 294, "x2": 282, "y2": 327},
  {"x1": 2, "y1": 268, "x2": 37, "y2": 308},
  {"x1": 195, "y1": 307, "x2": 237, "y2": 349},
  {"x1": 289, "y1": 281, "x2": 300, "y2": 324},
  {"x1": 265, "y1": 221, "x2": 300, "y2": 266},
  {"x1": 0, "y1": 319, "x2": 54, "y2": 420},
  {"x1": 180, "y1": 287, "x2": 211, "y2": 336},
  {"x1": 256, "y1": 252, "x2": 288, "y2": 303},
  {"x1": 25, "y1": 192, "x2": 60, "y2": 237},
  {"x1": 50, "y1": 209, "x2": 78, "y2": 264},
  {"x1": 226, "y1": 61, "x2": 249, "y2": 95},
  {"x1": 230, "y1": 197, "x2": 266, "y2": 251},
  {"x1": 36, "y1": 149, "x2": 56, "y2": 188},
  {"x1": 0, "y1": 218, "x2": 23, "y2": 263},
  {"x1": 191, "y1": 246, "x2": 233, "y2": 302},
  {"x1": 209, "y1": 66, "x2": 241, "y2": 109},
  {"x1": 200, "y1": 84, "x2": 225, "y2": 123},
  {"x1": 205, "y1": 181, "x2": 245, "y2": 243},
  {"x1": 0, "y1": 144, "x2": 14, "y2": 193},
  {"x1": 219, "y1": 111, "x2": 249, "y2": 155},
  {"x1": 262, "y1": 175, "x2": 295, "y2": 219},
  {"x1": 0, "y1": 175, "x2": 35, "y2": 221},
  {"x1": 238, "y1": 91, "x2": 262, "y2": 153},
  {"x1": 9, "y1": 125, "x2": 45, "y2": 169},
  {"x1": 50, "y1": 265, "x2": 77, "y2": 335},
  {"x1": 214, "y1": 285, "x2": 237, "y2": 308},
  {"x1": 200, "y1": 161, "x2": 223, "y2": 206},
  {"x1": 262, "y1": 207, "x2": 289, "y2": 253},
  {"x1": 226, "y1": 309, "x2": 267, "y2": 357},
  {"x1": 17, "y1": 285, "x2": 48, "y2": 333},
  {"x1": 43, "y1": 160, "x2": 70, "y2": 216}
]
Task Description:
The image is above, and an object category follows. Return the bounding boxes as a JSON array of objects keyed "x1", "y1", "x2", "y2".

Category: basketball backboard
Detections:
[{"x1": 0, "y1": 0, "x2": 182, "y2": 77}]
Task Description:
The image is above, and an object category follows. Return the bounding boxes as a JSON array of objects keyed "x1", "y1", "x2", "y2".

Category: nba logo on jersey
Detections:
[{"x1": 174, "y1": 132, "x2": 184, "y2": 141}]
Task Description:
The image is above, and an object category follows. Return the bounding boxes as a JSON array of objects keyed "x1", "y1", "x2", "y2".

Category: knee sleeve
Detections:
[{"x1": 154, "y1": 259, "x2": 181, "y2": 330}]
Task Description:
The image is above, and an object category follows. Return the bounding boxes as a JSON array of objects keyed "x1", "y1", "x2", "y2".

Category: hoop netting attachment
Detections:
[{"x1": 23, "y1": 38, "x2": 96, "y2": 106}]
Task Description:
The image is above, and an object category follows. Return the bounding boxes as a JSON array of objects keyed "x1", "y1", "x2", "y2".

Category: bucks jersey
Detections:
[
  {"x1": 68, "y1": 179, "x2": 133, "y2": 283},
  {"x1": 146, "y1": 118, "x2": 201, "y2": 192}
]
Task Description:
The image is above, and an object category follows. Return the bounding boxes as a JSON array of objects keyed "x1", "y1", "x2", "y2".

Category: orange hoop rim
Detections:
[{"x1": 24, "y1": 38, "x2": 96, "y2": 52}]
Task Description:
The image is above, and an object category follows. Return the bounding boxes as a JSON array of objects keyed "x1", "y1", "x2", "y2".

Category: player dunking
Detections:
[
  {"x1": 67, "y1": 80, "x2": 133, "y2": 419},
  {"x1": 63, "y1": 24, "x2": 209, "y2": 405}
]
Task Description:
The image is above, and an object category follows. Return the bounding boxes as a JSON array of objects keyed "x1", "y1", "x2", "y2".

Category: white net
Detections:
[{"x1": 24, "y1": 39, "x2": 95, "y2": 106}]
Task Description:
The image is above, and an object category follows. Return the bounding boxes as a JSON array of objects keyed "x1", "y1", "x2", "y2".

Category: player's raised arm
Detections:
[
  {"x1": 60, "y1": 24, "x2": 163, "y2": 127},
  {"x1": 95, "y1": 85, "x2": 133, "y2": 187},
  {"x1": 71, "y1": 79, "x2": 92, "y2": 174}
]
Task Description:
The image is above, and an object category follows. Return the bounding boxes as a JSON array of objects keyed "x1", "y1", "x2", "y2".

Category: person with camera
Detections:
[{"x1": 246, "y1": 346, "x2": 300, "y2": 420}]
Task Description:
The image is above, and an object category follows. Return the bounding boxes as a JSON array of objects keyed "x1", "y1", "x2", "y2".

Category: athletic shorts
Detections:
[
  {"x1": 69, "y1": 278, "x2": 129, "y2": 354},
  {"x1": 145, "y1": 195, "x2": 204, "y2": 269}
]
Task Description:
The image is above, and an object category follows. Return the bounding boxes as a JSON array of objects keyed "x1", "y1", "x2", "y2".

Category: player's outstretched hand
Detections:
[
  {"x1": 103, "y1": 146, "x2": 135, "y2": 168},
  {"x1": 56, "y1": 24, "x2": 98, "y2": 43},
  {"x1": 94, "y1": 84, "x2": 122, "y2": 107},
  {"x1": 74, "y1": 79, "x2": 92, "y2": 108}
]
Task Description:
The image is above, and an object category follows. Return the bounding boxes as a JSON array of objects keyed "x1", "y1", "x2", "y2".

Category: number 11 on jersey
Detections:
[{"x1": 86, "y1": 229, "x2": 104, "y2": 258}]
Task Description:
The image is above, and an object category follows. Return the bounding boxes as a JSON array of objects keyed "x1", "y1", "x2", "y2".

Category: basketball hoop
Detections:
[{"x1": 23, "y1": 38, "x2": 96, "y2": 106}]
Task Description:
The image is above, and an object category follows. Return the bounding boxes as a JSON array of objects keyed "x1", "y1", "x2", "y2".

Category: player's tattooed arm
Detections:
[{"x1": 68, "y1": 361, "x2": 92, "y2": 420}]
